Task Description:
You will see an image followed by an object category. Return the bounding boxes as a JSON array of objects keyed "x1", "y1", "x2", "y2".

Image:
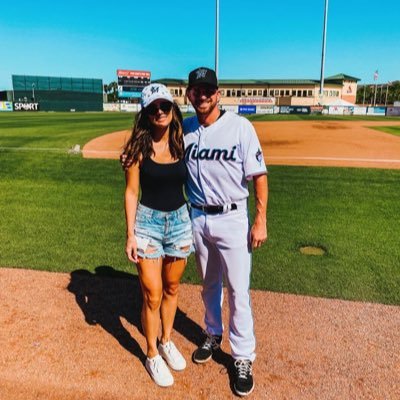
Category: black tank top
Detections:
[{"x1": 139, "y1": 158, "x2": 187, "y2": 212}]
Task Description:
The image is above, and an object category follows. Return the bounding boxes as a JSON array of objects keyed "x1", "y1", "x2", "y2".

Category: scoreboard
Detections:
[{"x1": 117, "y1": 70, "x2": 151, "y2": 98}]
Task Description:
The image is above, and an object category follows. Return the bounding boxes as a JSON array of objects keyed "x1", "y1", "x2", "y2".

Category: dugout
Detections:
[{"x1": 12, "y1": 75, "x2": 103, "y2": 111}]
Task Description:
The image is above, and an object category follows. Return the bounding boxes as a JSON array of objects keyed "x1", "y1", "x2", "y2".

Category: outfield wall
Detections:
[
  {"x1": 2, "y1": 101, "x2": 398, "y2": 116},
  {"x1": 12, "y1": 75, "x2": 103, "y2": 111},
  {"x1": 101, "y1": 103, "x2": 400, "y2": 116}
]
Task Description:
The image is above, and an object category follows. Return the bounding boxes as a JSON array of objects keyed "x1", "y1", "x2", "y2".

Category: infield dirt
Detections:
[
  {"x1": 82, "y1": 120, "x2": 400, "y2": 169},
  {"x1": 0, "y1": 268, "x2": 399, "y2": 399}
]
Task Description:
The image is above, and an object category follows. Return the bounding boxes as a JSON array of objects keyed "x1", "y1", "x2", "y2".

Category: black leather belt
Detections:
[{"x1": 191, "y1": 203, "x2": 237, "y2": 214}]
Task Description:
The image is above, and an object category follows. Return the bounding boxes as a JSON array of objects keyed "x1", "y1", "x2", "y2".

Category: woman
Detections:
[{"x1": 123, "y1": 83, "x2": 192, "y2": 387}]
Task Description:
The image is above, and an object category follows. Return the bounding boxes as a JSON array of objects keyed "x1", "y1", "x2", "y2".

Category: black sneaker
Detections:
[
  {"x1": 233, "y1": 359, "x2": 254, "y2": 396},
  {"x1": 192, "y1": 331, "x2": 222, "y2": 364}
]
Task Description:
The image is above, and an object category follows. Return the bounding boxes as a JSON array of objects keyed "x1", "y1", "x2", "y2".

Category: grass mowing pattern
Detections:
[
  {"x1": 250, "y1": 166, "x2": 400, "y2": 305},
  {"x1": 0, "y1": 112, "x2": 133, "y2": 149},
  {"x1": 1, "y1": 112, "x2": 399, "y2": 304},
  {"x1": 1, "y1": 152, "x2": 399, "y2": 304},
  {"x1": 0, "y1": 152, "x2": 128, "y2": 272},
  {"x1": 371, "y1": 125, "x2": 400, "y2": 137}
]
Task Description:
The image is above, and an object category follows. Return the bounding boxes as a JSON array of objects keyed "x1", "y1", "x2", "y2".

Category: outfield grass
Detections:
[
  {"x1": 0, "y1": 112, "x2": 133, "y2": 149},
  {"x1": 372, "y1": 125, "x2": 400, "y2": 137},
  {"x1": 1, "y1": 112, "x2": 399, "y2": 305}
]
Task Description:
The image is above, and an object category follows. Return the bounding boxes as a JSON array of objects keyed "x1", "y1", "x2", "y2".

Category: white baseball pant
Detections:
[{"x1": 191, "y1": 201, "x2": 256, "y2": 362}]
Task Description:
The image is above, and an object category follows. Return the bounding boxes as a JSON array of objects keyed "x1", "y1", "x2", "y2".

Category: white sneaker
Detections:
[
  {"x1": 158, "y1": 340, "x2": 187, "y2": 371},
  {"x1": 145, "y1": 355, "x2": 174, "y2": 387}
]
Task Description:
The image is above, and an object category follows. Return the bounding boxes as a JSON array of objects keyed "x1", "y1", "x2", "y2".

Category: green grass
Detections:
[
  {"x1": 0, "y1": 112, "x2": 133, "y2": 149},
  {"x1": 372, "y1": 125, "x2": 400, "y2": 137},
  {"x1": 250, "y1": 166, "x2": 400, "y2": 305},
  {"x1": 1, "y1": 112, "x2": 399, "y2": 305}
]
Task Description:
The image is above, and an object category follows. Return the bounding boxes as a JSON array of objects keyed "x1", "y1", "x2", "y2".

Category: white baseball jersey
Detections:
[{"x1": 183, "y1": 111, "x2": 267, "y2": 205}]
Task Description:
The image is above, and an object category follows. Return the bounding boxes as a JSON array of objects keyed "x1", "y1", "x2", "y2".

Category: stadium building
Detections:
[{"x1": 155, "y1": 73, "x2": 359, "y2": 106}]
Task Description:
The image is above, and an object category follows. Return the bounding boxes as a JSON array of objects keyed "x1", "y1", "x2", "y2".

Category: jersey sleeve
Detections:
[{"x1": 240, "y1": 118, "x2": 267, "y2": 180}]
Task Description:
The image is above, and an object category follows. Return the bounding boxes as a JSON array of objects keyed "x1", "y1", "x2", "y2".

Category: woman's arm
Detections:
[{"x1": 124, "y1": 161, "x2": 140, "y2": 263}]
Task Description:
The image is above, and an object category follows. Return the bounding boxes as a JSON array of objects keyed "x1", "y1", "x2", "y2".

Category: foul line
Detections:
[
  {"x1": 266, "y1": 156, "x2": 400, "y2": 164},
  {"x1": 82, "y1": 149, "x2": 122, "y2": 154},
  {"x1": 0, "y1": 147, "x2": 67, "y2": 152}
]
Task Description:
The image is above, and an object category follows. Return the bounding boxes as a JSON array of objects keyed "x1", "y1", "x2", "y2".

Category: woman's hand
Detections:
[{"x1": 125, "y1": 236, "x2": 138, "y2": 263}]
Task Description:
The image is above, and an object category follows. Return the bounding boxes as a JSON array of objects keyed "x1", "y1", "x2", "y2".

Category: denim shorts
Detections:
[{"x1": 134, "y1": 203, "x2": 193, "y2": 259}]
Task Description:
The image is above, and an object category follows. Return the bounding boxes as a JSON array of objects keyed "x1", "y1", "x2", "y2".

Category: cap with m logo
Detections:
[{"x1": 188, "y1": 67, "x2": 218, "y2": 88}]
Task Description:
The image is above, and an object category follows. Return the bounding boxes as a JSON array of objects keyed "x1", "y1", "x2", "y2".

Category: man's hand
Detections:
[
  {"x1": 120, "y1": 153, "x2": 133, "y2": 171},
  {"x1": 251, "y1": 218, "x2": 267, "y2": 249}
]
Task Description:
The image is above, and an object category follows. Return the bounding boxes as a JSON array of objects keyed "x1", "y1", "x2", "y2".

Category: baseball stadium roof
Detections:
[
  {"x1": 325, "y1": 73, "x2": 360, "y2": 82},
  {"x1": 218, "y1": 79, "x2": 319, "y2": 85},
  {"x1": 154, "y1": 74, "x2": 359, "y2": 86},
  {"x1": 154, "y1": 78, "x2": 320, "y2": 85}
]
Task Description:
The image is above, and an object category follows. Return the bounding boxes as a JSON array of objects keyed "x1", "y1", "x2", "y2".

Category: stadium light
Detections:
[
  {"x1": 319, "y1": 0, "x2": 329, "y2": 103},
  {"x1": 215, "y1": 0, "x2": 219, "y2": 77}
]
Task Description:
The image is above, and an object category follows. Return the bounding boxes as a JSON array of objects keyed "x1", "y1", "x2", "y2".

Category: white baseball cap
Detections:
[{"x1": 141, "y1": 83, "x2": 174, "y2": 108}]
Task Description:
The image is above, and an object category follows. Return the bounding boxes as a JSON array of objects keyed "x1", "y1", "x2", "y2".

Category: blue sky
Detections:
[{"x1": 1, "y1": 0, "x2": 399, "y2": 90}]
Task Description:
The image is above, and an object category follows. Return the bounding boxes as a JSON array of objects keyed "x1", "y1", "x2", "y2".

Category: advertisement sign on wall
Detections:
[
  {"x1": 367, "y1": 107, "x2": 386, "y2": 116},
  {"x1": 386, "y1": 107, "x2": 400, "y2": 116},
  {"x1": 280, "y1": 106, "x2": 310, "y2": 114},
  {"x1": 120, "y1": 103, "x2": 140, "y2": 112},
  {"x1": 0, "y1": 101, "x2": 13, "y2": 111},
  {"x1": 103, "y1": 103, "x2": 120, "y2": 112},
  {"x1": 221, "y1": 105, "x2": 238, "y2": 113},
  {"x1": 256, "y1": 105, "x2": 274, "y2": 114},
  {"x1": 13, "y1": 102, "x2": 39, "y2": 111},
  {"x1": 310, "y1": 106, "x2": 324, "y2": 114},
  {"x1": 352, "y1": 106, "x2": 367, "y2": 115},
  {"x1": 238, "y1": 105, "x2": 256, "y2": 114},
  {"x1": 328, "y1": 106, "x2": 346, "y2": 115},
  {"x1": 239, "y1": 97, "x2": 275, "y2": 105}
]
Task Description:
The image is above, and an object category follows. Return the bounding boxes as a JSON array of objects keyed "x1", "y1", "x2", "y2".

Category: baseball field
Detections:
[{"x1": 1, "y1": 112, "x2": 399, "y2": 399}]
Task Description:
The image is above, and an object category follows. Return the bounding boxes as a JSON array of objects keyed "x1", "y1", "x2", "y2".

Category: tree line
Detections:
[
  {"x1": 103, "y1": 82, "x2": 118, "y2": 102},
  {"x1": 356, "y1": 81, "x2": 400, "y2": 105}
]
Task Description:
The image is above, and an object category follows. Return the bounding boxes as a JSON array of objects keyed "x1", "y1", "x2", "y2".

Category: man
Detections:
[{"x1": 184, "y1": 67, "x2": 268, "y2": 397}]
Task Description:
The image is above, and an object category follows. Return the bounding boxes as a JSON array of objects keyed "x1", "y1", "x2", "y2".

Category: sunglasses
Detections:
[
  {"x1": 190, "y1": 86, "x2": 218, "y2": 97},
  {"x1": 146, "y1": 101, "x2": 173, "y2": 115}
]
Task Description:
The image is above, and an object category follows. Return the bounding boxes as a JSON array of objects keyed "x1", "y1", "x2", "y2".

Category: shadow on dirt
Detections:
[{"x1": 67, "y1": 266, "x2": 227, "y2": 362}]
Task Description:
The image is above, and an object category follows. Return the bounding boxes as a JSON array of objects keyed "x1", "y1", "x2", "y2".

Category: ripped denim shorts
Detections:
[{"x1": 134, "y1": 203, "x2": 193, "y2": 259}]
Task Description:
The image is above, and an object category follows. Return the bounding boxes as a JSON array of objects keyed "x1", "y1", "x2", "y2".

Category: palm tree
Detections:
[{"x1": 104, "y1": 82, "x2": 118, "y2": 102}]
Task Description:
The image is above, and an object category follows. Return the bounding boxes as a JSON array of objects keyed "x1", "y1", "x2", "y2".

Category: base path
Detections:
[
  {"x1": 83, "y1": 120, "x2": 400, "y2": 169},
  {"x1": 0, "y1": 268, "x2": 398, "y2": 399}
]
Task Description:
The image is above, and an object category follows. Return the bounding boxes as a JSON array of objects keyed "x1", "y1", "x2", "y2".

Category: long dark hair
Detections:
[{"x1": 122, "y1": 103, "x2": 184, "y2": 165}]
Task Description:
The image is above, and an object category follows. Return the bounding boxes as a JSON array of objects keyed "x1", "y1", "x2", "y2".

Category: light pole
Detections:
[
  {"x1": 362, "y1": 84, "x2": 366, "y2": 105},
  {"x1": 32, "y1": 83, "x2": 36, "y2": 102},
  {"x1": 385, "y1": 82, "x2": 390, "y2": 106},
  {"x1": 215, "y1": 0, "x2": 219, "y2": 77},
  {"x1": 373, "y1": 70, "x2": 378, "y2": 106},
  {"x1": 319, "y1": 0, "x2": 329, "y2": 104}
]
